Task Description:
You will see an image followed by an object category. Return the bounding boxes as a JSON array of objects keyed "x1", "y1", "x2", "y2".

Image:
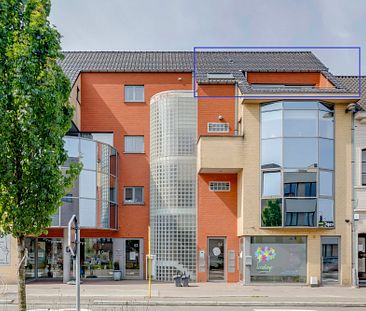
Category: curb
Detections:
[{"x1": 19, "y1": 299, "x2": 366, "y2": 308}]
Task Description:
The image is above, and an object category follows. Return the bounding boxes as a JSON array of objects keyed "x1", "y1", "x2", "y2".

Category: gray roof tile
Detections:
[
  {"x1": 336, "y1": 76, "x2": 366, "y2": 109},
  {"x1": 59, "y1": 51, "x2": 346, "y2": 95}
]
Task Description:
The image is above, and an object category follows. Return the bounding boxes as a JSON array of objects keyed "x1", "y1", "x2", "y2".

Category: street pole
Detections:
[
  {"x1": 76, "y1": 221, "x2": 80, "y2": 311},
  {"x1": 148, "y1": 225, "x2": 151, "y2": 298}
]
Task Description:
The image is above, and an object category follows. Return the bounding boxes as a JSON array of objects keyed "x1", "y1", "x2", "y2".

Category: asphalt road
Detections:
[{"x1": 1, "y1": 307, "x2": 364, "y2": 311}]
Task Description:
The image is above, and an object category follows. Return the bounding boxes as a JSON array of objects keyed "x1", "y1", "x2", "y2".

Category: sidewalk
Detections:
[{"x1": 1, "y1": 280, "x2": 366, "y2": 308}]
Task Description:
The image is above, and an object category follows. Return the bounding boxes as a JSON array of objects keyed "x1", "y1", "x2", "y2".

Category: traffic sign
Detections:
[{"x1": 67, "y1": 215, "x2": 77, "y2": 257}]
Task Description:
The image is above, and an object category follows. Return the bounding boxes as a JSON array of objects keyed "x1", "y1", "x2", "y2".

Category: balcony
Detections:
[
  {"x1": 197, "y1": 135, "x2": 244, "y2": 173},
  {"x1": 51, "y1": 136, "x2": 119, "y2": 230}
]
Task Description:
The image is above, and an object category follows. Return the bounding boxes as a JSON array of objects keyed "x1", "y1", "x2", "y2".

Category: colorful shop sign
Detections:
[{"x1": 255, "y1": 246, "x2": 276, "y2": 273}]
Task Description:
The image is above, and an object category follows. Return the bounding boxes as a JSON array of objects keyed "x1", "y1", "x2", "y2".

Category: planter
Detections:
[{"x1": 113, "y1": 270, "x2": 122, "y2": 281}]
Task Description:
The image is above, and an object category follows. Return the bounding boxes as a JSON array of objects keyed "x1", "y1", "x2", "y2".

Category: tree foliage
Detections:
[
  {"x1": 0, "y1": 0, "x2": 80, "y2": 237},
  {"x1": 0, "y1": 1, "x2": 80, "y2": 309}
]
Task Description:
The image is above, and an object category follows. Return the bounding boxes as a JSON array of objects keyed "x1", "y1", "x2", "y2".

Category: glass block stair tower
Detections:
[{"x1": 150, "y1": 90, "x2": 197, "y2": 281}]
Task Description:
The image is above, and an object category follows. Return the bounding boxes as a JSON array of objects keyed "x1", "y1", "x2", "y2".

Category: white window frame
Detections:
[
  {"x1": 124, "y1": 135, "x2": 144, "y2": 153},
  {"x1": 124, "y1": 187, "x2": 144, "y2": 204},
  {"x1": 209, "y1": 181, "x2": 231, "y2": 192},
  {"x1": 207, "y1": 122, "x2": 229, "y2": 133},
  {"x1": 124, "y1": 85, "x2": 144, "y2": 102}
]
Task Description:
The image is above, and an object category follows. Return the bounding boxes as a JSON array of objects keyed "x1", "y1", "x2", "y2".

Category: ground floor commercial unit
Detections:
[
  {"x1": 197, "y1": 232, "x2": 345, "y2": 285},
  {"x1": 3, "y1": 234, "x2": 146, "y2": 282},
  {"x1": 1, "y1": 232, "x2": 345, "y2": 286}
]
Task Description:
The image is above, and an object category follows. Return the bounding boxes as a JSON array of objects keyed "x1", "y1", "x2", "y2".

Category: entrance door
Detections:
[
  {"x1": 358, "y1": 235, "x2": 366, "y2": 281},
  {"x1": 124, "y1": 239, "x2": 142, "y2": 279},
  {"x1": 208, "y1": 238, "x2": 225, "y2": 281},
  {"x1": 321, "y1": 237, "x2": 340, "y2": 284}
]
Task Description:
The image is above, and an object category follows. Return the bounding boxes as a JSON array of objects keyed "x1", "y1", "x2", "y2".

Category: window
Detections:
[
  {"x1": 262, "y1": 172, "x2": 281, "y2": 197},
  {"x1": 260, "y1": 101, "x2": 335, "y2": 228},
  {"x1": 124, "y1": 85, "x2": 144, "y2": 102},
  {"x1": 207, "y1": 122, "x2": 229, "y2": 133},
  {"x1": 250, "y1": 236, "x2": 307, "y2": 283},
  {"x1": 76, "y1": 87, "x2": 80, "y2": 103},
  {"x1": 362, "y1": 149, "x2": 366, "y2": 185},
  {"x1": 62, "y1": 193, "x2": 73, "y2": 203},
  {"x1": 124, "y1": 136, "x2": 144, "y2": 153},
  {"x1": 207, "y1": 73, "x2": 234, "y2": 80},
  {"x1": 251, "y1": 84, "x2": 315, "y2": 90},
  {"x1": 209, "y1": 181, "x2": 230, "y2": 192},
  {"x1": 124, "y1": 187, "x2": 144, "y2": 204}
]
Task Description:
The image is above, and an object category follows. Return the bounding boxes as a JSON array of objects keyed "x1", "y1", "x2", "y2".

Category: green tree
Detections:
[
  {"x1": 262, "y1": 199, "x2": 282, "y2": 227},
  {"x1": 0, "y1": 1, "x2": 80, "y2": 310}
]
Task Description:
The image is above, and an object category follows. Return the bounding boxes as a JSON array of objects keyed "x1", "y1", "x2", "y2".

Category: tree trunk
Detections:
[{"x1": 17, "y1": 236, "x2": 26, "y2": 311}]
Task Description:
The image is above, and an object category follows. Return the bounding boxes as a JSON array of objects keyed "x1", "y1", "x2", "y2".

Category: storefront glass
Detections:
[
  {"x1": 81, "y1": 238, "x2": 113, "y2": 278},
  {"x1": 250, "y1": 236, "x2": 307, "y2": 283},
  {"x1": 25, "y1": 238, "x2": 63, "y2": 279}
]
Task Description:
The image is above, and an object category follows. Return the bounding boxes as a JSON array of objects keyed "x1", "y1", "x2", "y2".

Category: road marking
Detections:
[{"x1": 254, "y1": 309, "x2": 317, "y2": 311}]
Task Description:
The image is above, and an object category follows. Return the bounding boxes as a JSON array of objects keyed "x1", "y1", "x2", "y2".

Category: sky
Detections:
[{"x1": 49, "y1": 0, "x2": 366, "y2": 75}]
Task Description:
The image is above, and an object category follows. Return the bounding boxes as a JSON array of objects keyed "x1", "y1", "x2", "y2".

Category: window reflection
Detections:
[
  {"x1": 284, "y1": 110, "x2": 317, "y2": 137},
  {"x1": 284, "y1": 171, "x2": 316, "y2": 197},
  {"x1": 80, "y1": 139, "x2": 97, "y2": 170},
  {"x1": 57, "y1": 137, "x2": 119, "y2": 230},
  {"x1": 319, "y1": 171, "x2": 333, "y2": 196},
  {"x1": 283, "y1": 101, "x2": 319, "y2": 109},
  {"x1": 261, "y1": 199, "x2": 282, "y2": 227},
  {"x1": 261, "y1": 110, "x2": 282, "y2": 139},
  {"x1": 319, "y1": 110, "x2": 334, "y2": 139},
  {"x1": 260, "y1": 101, "x2": 334, "y2": 228},
  {"x1": 261, "y1": 101, "x2": 283, "y2": 112},
  {"x1": 262, "y1": 172, "x2": 281, "y2": 197},
  {"x1": 319, "y1": 139, "x2": 334, "y2": 170},
  {"x1": 318, "y1": 199, "x2": 334, "y2": 228},
  {"x1": 285, "y1": 199, "x2": 317, "y2": 226},
  {"x1": 283, "y1": 138, "x2": 318, "y2": 168},
  {"x1": 261, "y1": 139, "x2": 282, "y2": 168}
]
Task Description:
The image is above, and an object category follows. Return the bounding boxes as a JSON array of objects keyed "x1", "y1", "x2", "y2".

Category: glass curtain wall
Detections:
[
  {"x1": 261, "y1": 101, "x2": 334, "y2": 228},
  {"x1": 53, "y1": 137, "x2": 119, "y2": 229}
]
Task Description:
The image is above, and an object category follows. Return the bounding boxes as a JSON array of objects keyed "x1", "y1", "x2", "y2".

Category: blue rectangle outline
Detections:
[{"x1": 193, "y1": 46, "x2": 361, "y2": 99}]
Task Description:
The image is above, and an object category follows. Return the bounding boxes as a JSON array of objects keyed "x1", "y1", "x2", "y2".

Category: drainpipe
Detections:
[
  {"x1": 234, "y1": 83, "x2": 238, "y2": 136},
  {"x1": 352, "y1": 109, "x2": 357, "y2": 287}
]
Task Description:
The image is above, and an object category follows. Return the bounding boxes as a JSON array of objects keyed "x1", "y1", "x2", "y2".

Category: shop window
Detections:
[
  {"x1": 250, "y1": 236, "x2": 307, "y2": 283},
  {"x1": 124, "y1": 187, "x2": 144, "y2": 204}
]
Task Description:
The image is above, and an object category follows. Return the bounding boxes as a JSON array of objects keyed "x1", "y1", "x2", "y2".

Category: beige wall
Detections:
[
  {"x1": 0, "y1": 236, "x2": 18, "y2": 284},
  {"x1": 197, "y1": 136, "x2": 244, "y2": 173},
  {"x1": 202, "y1": 100, "x2": 353, "y2": 285}
]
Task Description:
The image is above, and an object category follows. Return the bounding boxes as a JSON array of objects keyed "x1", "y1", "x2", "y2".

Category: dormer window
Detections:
[{"x1": 207, "y1": 73, "x2": 234, "y2": 80}]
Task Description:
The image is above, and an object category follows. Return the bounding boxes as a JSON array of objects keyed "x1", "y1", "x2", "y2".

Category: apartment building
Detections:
[
  {"x1": 337, "y1": 76, "x2": 366, "y2": 287},
  {"x1": 0, "y1": 51, "x2": 361, "y2": 286}
]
